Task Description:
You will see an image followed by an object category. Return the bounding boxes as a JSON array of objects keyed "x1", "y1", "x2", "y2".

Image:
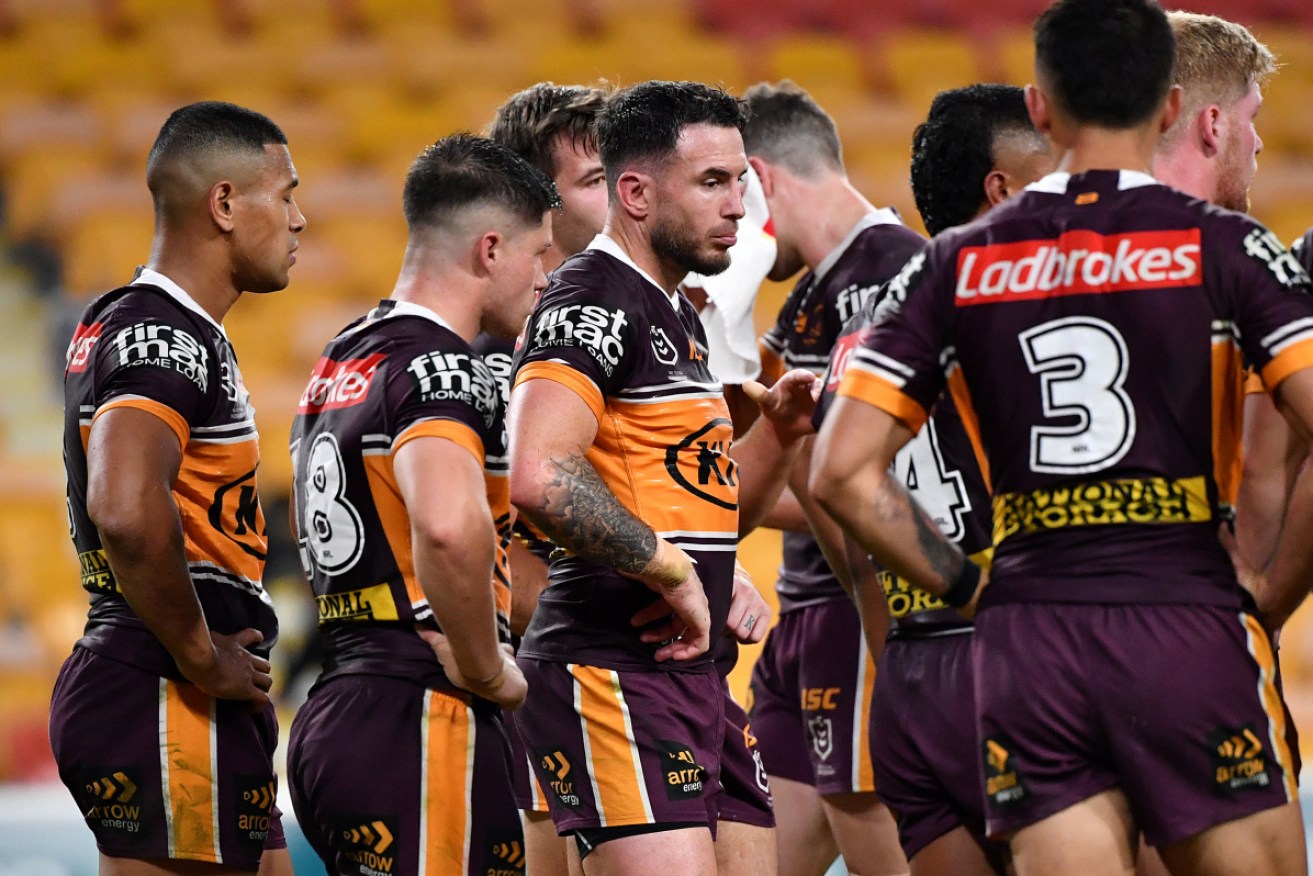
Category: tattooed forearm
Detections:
[
  {"x1": 869, "y1": 474, "x2": 965, "y2": 595},
  {"x1": 525, "y1": 451, "x2": 658, "y2": 574}
]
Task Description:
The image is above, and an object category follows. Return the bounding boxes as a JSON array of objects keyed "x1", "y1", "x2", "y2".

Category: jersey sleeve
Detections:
[
  {"x1": 759, "y1": 281, "x2": 804, "y2": 385},
  {"x1": 1223, "y1": 218, "x2": 1313, "y2": 392},
  {"x1": 89, "y1": 306, "x2": 212, "y2": 447},
  {"x1": 835, "y1": 247, "x2": 948, "y2": 433},
  {"x1": 512, "y1": 277, "x2": 640, "y2": 421},
  {"x1": 390, "y1": 343, "x2": 499, "y2": 464}
]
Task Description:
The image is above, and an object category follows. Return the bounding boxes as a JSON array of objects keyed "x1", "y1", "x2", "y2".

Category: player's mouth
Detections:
[{"x1": 712, "y1": 233, "x2": 738, "y2": 247}]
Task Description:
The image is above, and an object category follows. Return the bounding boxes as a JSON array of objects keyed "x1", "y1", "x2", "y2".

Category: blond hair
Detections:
[{"x1": 1171, "y1": 12, "x2": 1276, "y2": 106}]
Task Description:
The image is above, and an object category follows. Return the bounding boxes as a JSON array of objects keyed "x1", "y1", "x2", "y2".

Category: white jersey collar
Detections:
[
  {"x1": 132, "y1": 268, "x2": 227, "y2": 338},
  {"x1": 588, "y1": 233, "x2": 680, "y2": 311},
  {"x1": 373, "y1": 299, "x2": 457, "y2": 333},
  {"x1": 1025, "y1": 169, "x2": 1161, "y2": 194},
  {"x1": 813, "y1": 208, "x2": 903, "y2": 284}
]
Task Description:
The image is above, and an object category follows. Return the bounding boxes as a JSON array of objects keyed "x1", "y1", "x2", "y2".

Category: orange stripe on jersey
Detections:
[
  {"x1": 572, "y1": 664, "x2": 654, "y2": 826},
  {"x1": 176, "y1": 441, "x2": 266, "y2": 585},
  {"x1": 1240, "y1": 614, "x2": 1298, "y2": 802},
  {"x1": 1211, "y1": 340, "x2": 1244, "y2": 507},
  {"x1": 946, "y1": 367, "x2": 992, "y2": 492},
  {"x1": 853, "y1": 643, "x2": 877, "y2": 792},
  {"x1": 395, "y1": 418, "x2": 485, "y2": 466},
  {"x1": 515, "y1": 360, "x2": 605, "y2": 424},
  {"x1": 1261, "y1": 336, "x2": 1313, "y2": 391},
  {"x1": 160, "y1": 679, "x2": 220, "y2": 863},
  {"x1": 363, "y1": 455, "x2": 426, "y2": 609},
  {"x1": 420, "y1": 690, "x2": 474, "y2": 875},
  {"x1": 488, "y1": 473, "x2": 513, "y2": 620},
  {"x1": 1243, "y1": 368, "x2": 1265, "y2": 396},
  {"x1": 837, "y1": 367, "x2": 929, "y2": 434},
  {"x1": 758, "y1": 344, "x2": 785, "y2": 386},
  {"x1": 96, "y1": 397, "x2": 188, "y2": 449}
]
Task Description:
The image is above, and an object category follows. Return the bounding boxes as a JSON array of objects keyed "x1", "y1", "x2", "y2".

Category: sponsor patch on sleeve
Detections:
[
  {"x1": 531, "y1": 304, "x2": 629, "y2": 376},
  {"x1": 1242, "y1": 227, "x2": 1312, "y2": 290},
  {"x1": 110, "y1": 322, "x2": 210, "y2": 391}
]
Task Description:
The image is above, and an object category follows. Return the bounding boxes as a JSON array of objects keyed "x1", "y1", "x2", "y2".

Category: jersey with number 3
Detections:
[
  {"x1": 290, "y1": 300, "x2": 511, "y2": 691},
  {"x1": 840, "y1": 170, "x2": 1313, "y2": 607}
]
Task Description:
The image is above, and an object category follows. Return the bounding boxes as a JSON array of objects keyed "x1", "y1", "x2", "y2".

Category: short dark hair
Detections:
[
  {"x1": 911, "y1": 84, "x2": 1035, "y2": 236},
  {"x1": 487, "y1": 82, "x2": 609, "y2": 179},
  {"x1": 597, "y1": 80, "x2": 747, "y2": 192},
  {"x1": 146, "y1": 101, "x2": 287, "y2": 201},
  {"x1": 742, "y1": 80, "x2": 843, "y2": 176},
  {"x1": 403, "y1": 133, "x2": 561, "y2": 231},
  {"x1": 1034, "y1": 0, "x2": 1176, "y2": 129}
]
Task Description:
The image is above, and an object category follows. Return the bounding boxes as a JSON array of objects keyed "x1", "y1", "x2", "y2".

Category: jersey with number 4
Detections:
[
  {"x1": 512, "y1": 242, "x2": 738, "y2": 673},
  {"x1": 290, "y1": 300, "x2": 511, "y2": 693},
  {"x1": 840, "y1": 170, "x2": 1313, "y2": 607}
]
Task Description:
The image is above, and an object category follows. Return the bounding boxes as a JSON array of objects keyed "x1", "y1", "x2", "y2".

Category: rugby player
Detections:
[
  {"x1": 741, "y1": 80, "x2": 924, "y2": 876},
  {"x1": 812, "y1": 1, "x2": 1313, "y2": 873},
  {"x1": 811, "y1": 84, "x2": 1052, "y2": 876},
  {"x1": 490, "y1": 81, "x2": 780, "y2": 876},
  {"x1": 508, "y1": 80, "x2": 816, "y2": 876},
  {"x1": 51, "y1": 101, "x2": 304, "y2": 875},
  {"x1": 286, "y1": 134, "x2": 556, "y2": 876}
]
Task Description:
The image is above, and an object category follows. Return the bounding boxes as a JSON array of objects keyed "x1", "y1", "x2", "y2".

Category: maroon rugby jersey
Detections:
[
  {"x1": 1293, "y1": 227, "x2": 1313, "y2": 276},
  {"x1": 290, "y1": 300, "x2": 512, "y2": 694},
  {"x1": 815, "y1": 277, "x2": 991, "y2": 637},
  {"x1": 64, "y1": 269, "x2": 276, "y2": 676},
  {"x1": 839, "y1": 170, "x2": 1313, "y2": 607},
  {"x1": 513, "y1": 236, "x2": 738, "y2": 673},
  {"x1": 759, "y1": 213, "x2": 925, "y2": 613}
]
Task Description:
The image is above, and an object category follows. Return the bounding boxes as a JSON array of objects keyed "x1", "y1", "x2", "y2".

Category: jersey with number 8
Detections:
[{"x1": 839, "y1": 169, "x2": 1313, "y2": 608}]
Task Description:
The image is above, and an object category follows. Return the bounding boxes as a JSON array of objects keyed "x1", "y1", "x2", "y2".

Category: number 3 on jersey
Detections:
[
  {"x1": 893, "y1": 420, "x2": 968, "y2": 542},
  {"x1": 1020, "y1": 316, "x2": 1136, "y2": 475},
  {"x1": 298, "y1": 433, "x2": 365, "y2": 576}
]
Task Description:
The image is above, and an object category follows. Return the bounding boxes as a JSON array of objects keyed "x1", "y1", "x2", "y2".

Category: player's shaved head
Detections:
[
  {"x1": 403, "y1": 133, "x2": 560, "y2": 241},
  {"x1": 742, "y1": 80, "x2": 844, "y2": 178},
  {"x1": 488, "y1": 82, "x2": 609, "y2": 178},
  {"x1": 145, "y1": 101, "x2": 289, "y2": 225}
]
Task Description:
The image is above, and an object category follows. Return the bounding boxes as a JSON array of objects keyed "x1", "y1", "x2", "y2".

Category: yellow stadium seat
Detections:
[
  {"x1": 355, "y1": 0, "x2": 458, "y2": 32},
  {"x1": 0, "y1": 98, "x2": 103, "y2": 166},
  {"x1": 880, "y1": 28, "x2": 984, "y2": 114},
  {"x1": 61, "y1": 209, "x2": 153, "y2": 297},
  {"x1": 317, "y1": 214, "x2": 409, "y2": 301},
  {"x1": 289, "y1": 32, "x2": 395, "y2": 97},
  {"x1": 766, "y1": 33, "x2": 869, "y2": 97},
  {"x1": 47, "y1": 170, "x2": 150, "y2": 241},
  {"x1": 1, "y1": 146, "x2": 107, "y2": 238},
  {"x1": 990, "y1": 24, "x2": 1035, "y2": 87},
  {"x1": 1256, "y1": 72, "x2": 1313, "y2": 159},
  {"x1": 391, "y1": 30, "x2": 538, "y2": 100}
]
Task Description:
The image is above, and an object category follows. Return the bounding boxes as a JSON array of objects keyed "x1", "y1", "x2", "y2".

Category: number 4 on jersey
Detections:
[{"x1": 892, "y1": 420, "x2": 969, "y2": 542}]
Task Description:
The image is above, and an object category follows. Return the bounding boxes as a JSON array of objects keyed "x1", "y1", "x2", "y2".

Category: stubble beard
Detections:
[{"x1": 651, "y1": 213, "x2": 732, "y2": 277}]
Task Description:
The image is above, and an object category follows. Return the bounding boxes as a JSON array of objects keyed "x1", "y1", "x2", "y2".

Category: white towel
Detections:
[{"x1": 684, "y1": 165, "x2": 776, "y2": 385}]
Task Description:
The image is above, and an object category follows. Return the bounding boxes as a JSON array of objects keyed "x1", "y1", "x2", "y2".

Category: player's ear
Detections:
[
  {"x1": 614, "y1": 169, "x2": 649, "y2": 220},
  {"x1": 983, "y1": 169, "x2": 1010, "y2": 208},
  {"x1": 209, "y1": 180, "x2": 237, "y2": 232},
  {"x1": 1197, "y1": 104, "x2": 1223, "y2": 157},
  {"x1": 475, "y1": 229, "x2": 503, "y2": 277},
  {"x1": 1159, "y1": 84, "x2": 1183, "y2": 134},
  {"x1": 747, "y1": 156, "x2": 773, "y2": 196},
  {"x1": 1024, "y1": 85, "x2": 1051, "y2": 135}
]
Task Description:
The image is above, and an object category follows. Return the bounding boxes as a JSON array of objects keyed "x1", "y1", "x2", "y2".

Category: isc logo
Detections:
[
  {"x1": 299, "y1": 353, "x2": 385, "y2": 413},
  {"x1": 801, "y1": 687, "x2": 841, "y2": 711}
]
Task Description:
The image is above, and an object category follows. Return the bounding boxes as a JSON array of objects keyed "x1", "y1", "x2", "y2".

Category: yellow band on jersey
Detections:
[
  {"x1": 79, "y1": 549, "x2": 117, "y2": 593},
  {"x1": 878, "y1": 547, "x2": 993, "y2": 618},
  {"x1": 993, "y1": 475, "x2": 1211, "y2": 543},
  {"x1": 315, "y1": 581, "x2": 400, "y2": 624}
]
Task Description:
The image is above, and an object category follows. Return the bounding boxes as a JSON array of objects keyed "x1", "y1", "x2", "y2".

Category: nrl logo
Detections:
[{"x1": 808, "y1": 715, "x2": 834, "y2": 762}]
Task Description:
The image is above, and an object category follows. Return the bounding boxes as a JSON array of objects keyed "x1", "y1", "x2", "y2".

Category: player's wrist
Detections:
[
  {"x1": 941, "y1": 559, "x2": 981, "y2": 608},
  {"x1": 637, "y1": 539, "x2": 692, "y2": 590}
]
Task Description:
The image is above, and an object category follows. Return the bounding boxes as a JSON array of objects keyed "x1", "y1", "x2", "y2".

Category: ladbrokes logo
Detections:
[
  {"x1": 665, "y1": 419, "x2": 738, "y2": 511},
  {"x1": 982, "y1": 737, "x2": 1025, "y2": 806},
  {"x1": 533, "y1": 304, "x2": 628, "y2": 376},
  {"x1": 66, "y1": 321, "x2": 103, "y2": 373},
  {"x1": 81, "y1": 769, "x2": 142, "y2": 834},
  {"x1": 824, "y1": 328, "x2": 871, "y2": 392},
  {"x1": 954, "y1": 229, "x2": 1202, "y2": 305},
  {"x1": 237, "y1": 777, "x2": 276, "y2": 842},
  {"x1": 112, "y1": 322, "x2": 210, "y2": 391},
  {"x1": 536, "y1": 749, "x2": 582, "y2": 810},
  {"x1": 299, "y1": 353, "x2": 385, "y2": 414},
  {"x1": 658, "y1": 740, "x2": 706, "y2": 801},
  {"x1": 341, "y1": 818, "x2": 397, "y2": 876},
  {"x1": 407, "y1": 351, "x2": 499, "y2": 427},
  {"x1": 1208, "y1": 725, "x2": 1271, "y2": 795}
]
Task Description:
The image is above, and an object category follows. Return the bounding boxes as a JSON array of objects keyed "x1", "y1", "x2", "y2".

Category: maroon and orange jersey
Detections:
[
  {"x1": 512, "y1": 236, "x2": 738, "y2": 672},
  {"x1": 63, "y1": 269, "x2": 276, "y2": 675},
  {"x1": 840, "y1": 170, "x2": 1313, "y2": 608},
  {"x1": 760, "y1": 213, "x2": 926, "y2": 613},
  {"x1": 1294, "y1": 227, "x2": 1313, "y2": 276},
  {"x1": 290, "y1": 300, "x2": 511, "y2": 693},
  {"x1": 816, "y1": 281, "x2": 991, "y2": 637}
]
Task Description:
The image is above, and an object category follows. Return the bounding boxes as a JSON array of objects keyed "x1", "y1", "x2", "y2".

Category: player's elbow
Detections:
[
  {"x1": 87, "y1": 478, "x2": 166, "y2": 550},
  {"x1": 509, "y1": 456, "x2": 553, "y2": 523},
  {"x1": 414, "y1": 499, "x2": 494, "y2": 555}
]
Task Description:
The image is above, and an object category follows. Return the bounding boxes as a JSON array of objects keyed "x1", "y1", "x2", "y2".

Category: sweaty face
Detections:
[
  {"x1": 231, "y1": 144, "x2": 305, "y2": 294},
  {"x1": 649, "y1": 123, "x2": 747, "y2": 278},
  {"x1": 484, "y1": 211, "x2": 553, "y2": 340},
  {"x1": 1214, "y1": 82, "x2": 1263, "y2": 213},
  {"x1": 549, "y1": 135, "x2": 607, "y2": 263}
]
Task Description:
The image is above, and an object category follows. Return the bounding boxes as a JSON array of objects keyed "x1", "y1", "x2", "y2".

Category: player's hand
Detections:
[
  {"x1": 724, "y1": 562, "x2": 770, "y2": 644},
  {"x1": 955, "y1": 567, "x2": 989, "y2": 621},
  {"x1": 1219, "y1": 522, "x2": 1284, "y2": 631},
  {"x1": 743, "y1": 368, "x2": 818, "y2": 445},
  {"x1": 418, "y1": 629, "x2": 529, "y2": 710},
  {"x1": 179, "y1": 628, "x2": 273, "y2": 707},
  {"x1": 630, "y1": 541, "x2": 711, "y2": 661}
]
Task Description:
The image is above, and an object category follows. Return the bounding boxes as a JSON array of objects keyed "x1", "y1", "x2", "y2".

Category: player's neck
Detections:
[
  {"x1": 1151, "y1": 146, "x2": 1217, "y2": 203},
  {"x1": 797, "y1": 177, "x2": 878, "y2": 271},
  {"x1": 607, "y1": 220, "x2": 684, "y2": 294},
  {"x1": 1051, "y1": 125, "x2": 1159, "y2": 178},
  {"x1": 146, "y1": 240, "x2": 240, "y2": 324},
  {"x1": 390, "y1": 253, "x2": 481, "y2": 343}
]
